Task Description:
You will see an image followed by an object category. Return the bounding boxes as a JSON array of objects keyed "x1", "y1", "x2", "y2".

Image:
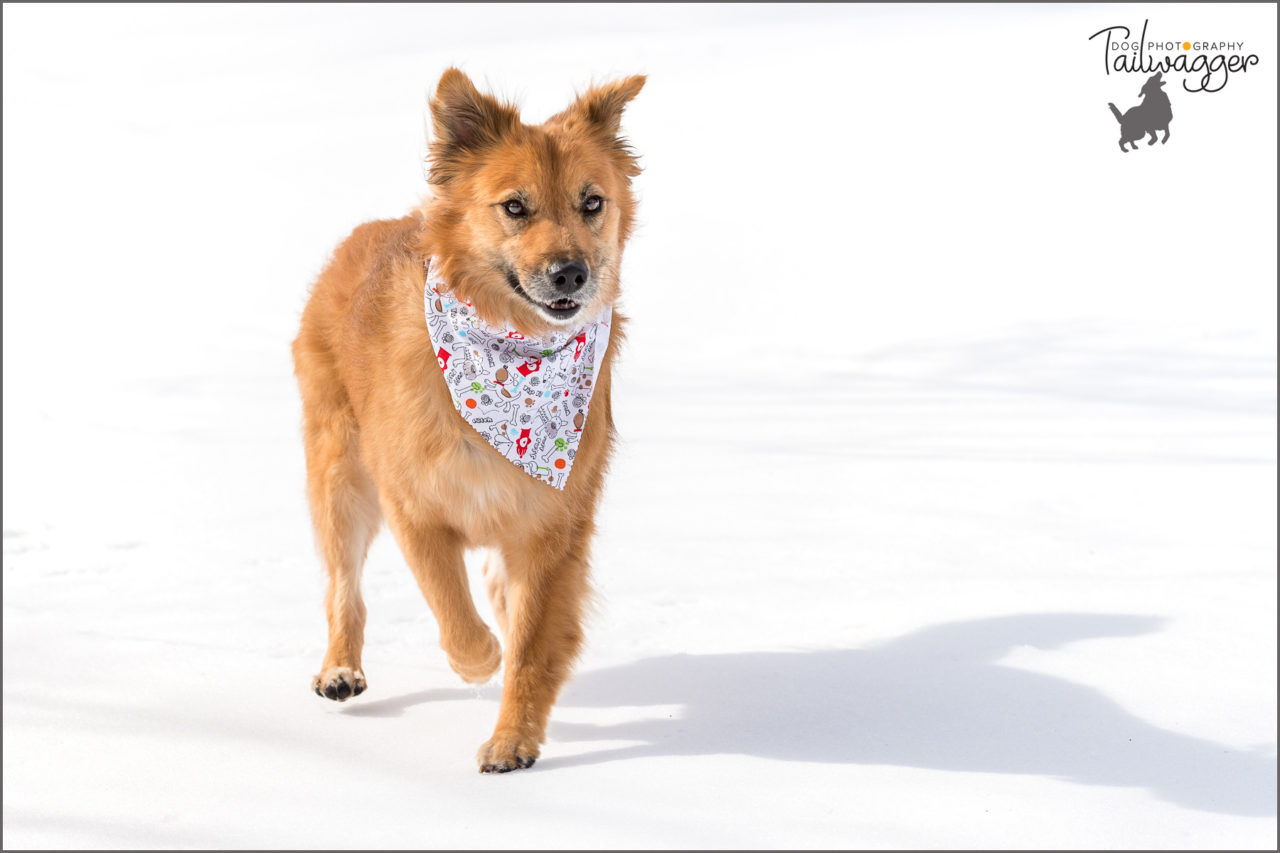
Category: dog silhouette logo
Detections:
[{"x1": 1108, "y1": 71, "x2": 1173, "y2": 152}]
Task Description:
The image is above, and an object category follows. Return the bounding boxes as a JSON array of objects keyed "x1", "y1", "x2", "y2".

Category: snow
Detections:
[{"x1": 3, "y1": 3, "x2": 1276, "y2": 848}]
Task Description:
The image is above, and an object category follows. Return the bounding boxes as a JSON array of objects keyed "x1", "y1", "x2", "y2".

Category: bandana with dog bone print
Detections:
[{"x1": 424, "y1": 257, "x2": 611, "y2": 490}]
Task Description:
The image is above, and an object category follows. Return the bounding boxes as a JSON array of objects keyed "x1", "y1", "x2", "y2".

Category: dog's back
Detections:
[{"x1": 295, "y1": 216, "x2": 421, "y2": 362}]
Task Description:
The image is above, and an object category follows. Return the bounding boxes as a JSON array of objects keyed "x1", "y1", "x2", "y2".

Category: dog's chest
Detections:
[{"x1": 421, "y1": 429, "x2": 562, "y2": 542}]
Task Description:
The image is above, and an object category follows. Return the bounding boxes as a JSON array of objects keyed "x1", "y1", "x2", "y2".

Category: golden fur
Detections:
[{"x1": 292, "y1": 69, "x2": 644, "y2": 772}]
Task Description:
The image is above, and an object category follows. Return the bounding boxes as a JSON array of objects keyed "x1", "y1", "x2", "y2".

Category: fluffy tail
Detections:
[{"x1": 1108, "y1": 103, "x2": 1123, "y2": 123}]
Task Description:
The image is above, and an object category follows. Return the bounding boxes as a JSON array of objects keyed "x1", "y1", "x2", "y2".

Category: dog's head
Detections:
[
  {"x1": 1139, "y1": 71, "x2": 1166, "y2": 98},
  {"x1": 423, "y1": 69, "x2": 645, "y2": 333}
]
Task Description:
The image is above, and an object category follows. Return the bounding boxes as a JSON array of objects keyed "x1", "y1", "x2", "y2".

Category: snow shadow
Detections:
[
  {"x1": 847, "y1": 321, "x2": 1277, "y2": 418},
  {"x1": 539, "y1": 613, "x2": 1275, "y2": 816}
]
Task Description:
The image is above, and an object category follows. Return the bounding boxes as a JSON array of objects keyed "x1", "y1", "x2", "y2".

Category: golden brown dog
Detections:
[{"x1": 292, "y1": 68, "x2": 644, "y2": 772}]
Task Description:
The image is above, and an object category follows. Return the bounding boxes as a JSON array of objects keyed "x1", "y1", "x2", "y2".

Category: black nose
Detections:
[{"x1": 548, "y1": 260, "x2": 589, "y2": 294}]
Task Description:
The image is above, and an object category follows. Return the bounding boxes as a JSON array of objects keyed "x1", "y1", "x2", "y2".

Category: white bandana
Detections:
[{"x1": 424, "y1": 258, "x2": 611, "y2": 490}]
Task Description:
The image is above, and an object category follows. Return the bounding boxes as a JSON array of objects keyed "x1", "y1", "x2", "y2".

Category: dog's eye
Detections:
[
  {"x1": 503, "y1": 199, "x2": 526, "y2": 218},
  {"x1": 582, "y1": 195, "x2": 603, "y2": 215}
]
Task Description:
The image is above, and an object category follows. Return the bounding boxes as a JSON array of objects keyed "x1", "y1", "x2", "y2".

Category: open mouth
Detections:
[
  {"x1": 505, "y1": 268, "x2": 583, "y2": 320},
  {"x1": 539, "y1": 297, "x2": 581, "y2": 318}
]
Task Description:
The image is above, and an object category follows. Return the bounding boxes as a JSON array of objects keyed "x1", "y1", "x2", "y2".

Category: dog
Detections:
[
  {"x1": 1108, "y1": 71, "x2": 1172, "y2": 152},
  {"x1": 292, "y1": 68, "x2": 644, "y2": 772}
]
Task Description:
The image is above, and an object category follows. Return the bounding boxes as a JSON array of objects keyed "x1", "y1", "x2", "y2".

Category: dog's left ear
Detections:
[{"x1": 552, "y1": 76, "x2": 646, "y2": 140}]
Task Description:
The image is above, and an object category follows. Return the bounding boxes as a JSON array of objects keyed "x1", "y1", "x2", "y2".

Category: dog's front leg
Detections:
[
  {"x1": 385, "y1": 508, "x2": 502, "y2": 684},
  {"x1": 477, "y1": 533, "x2": 592, "y2": 773}
]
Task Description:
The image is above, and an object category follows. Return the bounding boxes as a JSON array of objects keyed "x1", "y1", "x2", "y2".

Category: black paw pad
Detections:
[
  {"x1": 479, "y1": 756, "x2": 536, "y2": 774},
  {"x1": 314, "y1": 672, "x2": 364, "y2": 702}
]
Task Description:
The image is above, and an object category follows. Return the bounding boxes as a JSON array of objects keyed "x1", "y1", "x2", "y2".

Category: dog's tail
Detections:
[{"x1": 1108, "y1": 103, "x2": 1124, "y2": 123}]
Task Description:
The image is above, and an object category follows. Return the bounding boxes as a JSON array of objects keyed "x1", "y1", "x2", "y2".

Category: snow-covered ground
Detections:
[{"x1": 3, "y1": 3, "x2": 1276, "y2": 848}]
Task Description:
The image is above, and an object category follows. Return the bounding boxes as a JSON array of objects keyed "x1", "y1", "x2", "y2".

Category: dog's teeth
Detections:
[{"x1": 542, "y1": 299, "x2": 579, "y2": 311}]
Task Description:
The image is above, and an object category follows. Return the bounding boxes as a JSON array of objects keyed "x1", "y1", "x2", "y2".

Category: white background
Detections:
[{"x1": 3, "y1": 3, "x2": 1276, "y2": 848}]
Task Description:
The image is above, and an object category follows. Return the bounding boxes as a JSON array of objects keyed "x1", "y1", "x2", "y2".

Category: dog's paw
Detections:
[
  {"x1": 447, "y1": 631, "x2": 502, "y2": 685},
  {"x1": 477, "y1": 733, "x2": 539, "y2": 774},
  {"x1": 312, "y1": 667, "x2": 366, "y2": 702}
]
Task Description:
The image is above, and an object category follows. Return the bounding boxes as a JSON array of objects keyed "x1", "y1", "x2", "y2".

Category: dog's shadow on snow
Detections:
[{"x1": 349, "y1": 613, "x2": 1276, "y2": 817}]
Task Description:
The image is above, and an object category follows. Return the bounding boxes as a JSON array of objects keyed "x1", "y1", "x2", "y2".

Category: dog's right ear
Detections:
[{"x1": 428, "y1": 68, "x2": 521, "y2": 185}]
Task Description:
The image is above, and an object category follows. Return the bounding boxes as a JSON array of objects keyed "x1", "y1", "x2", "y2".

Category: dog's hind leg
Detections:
[
  {"x1": 477, "y1": 532, "x2": 593, "y2": 773},
  {"x1": 1161, "y1": 127, "x2": 1170, "y2": 143},
  {"x1": 384, "y1": 509, "x2": 502, "y2": 685},
  {"x1": 1118, "y1": 138, "x2": 1129, "y2": 152},
  {"x1": 297, "y1": 347, "x2": 381, "y2": 701}
]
